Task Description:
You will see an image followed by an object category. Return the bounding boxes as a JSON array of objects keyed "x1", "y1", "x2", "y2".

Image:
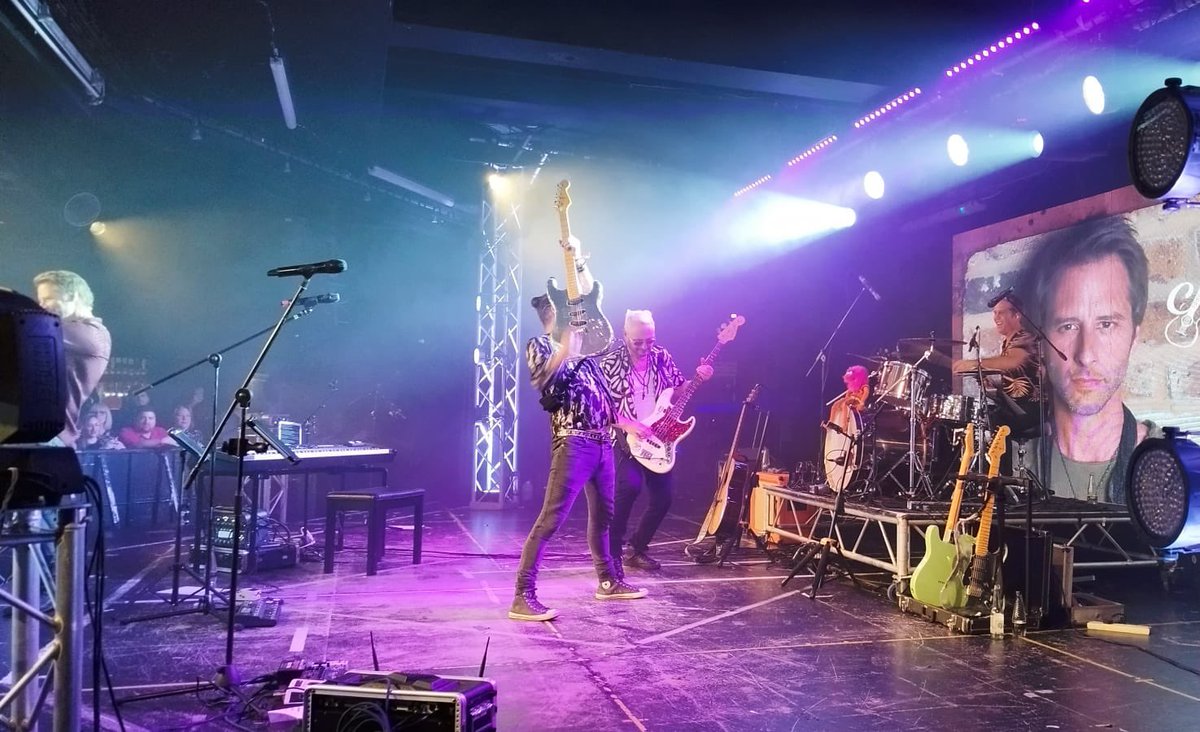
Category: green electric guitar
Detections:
[{"x1": 909, "y1": 423, "x2": 976, "y2": 608}]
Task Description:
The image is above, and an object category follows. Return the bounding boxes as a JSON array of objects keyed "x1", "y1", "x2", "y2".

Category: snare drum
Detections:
[
  {"x1": 925, "y1": 393, "x2": 975, "y2": 425},
  {"x1": 875, "y1": 360, "x2": 930, "y2": 409}
]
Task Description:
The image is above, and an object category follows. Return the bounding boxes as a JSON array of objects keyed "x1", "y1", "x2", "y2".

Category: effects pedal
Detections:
[{"x1": 234, "y1": 596, "x2": 282, "y2": 628}]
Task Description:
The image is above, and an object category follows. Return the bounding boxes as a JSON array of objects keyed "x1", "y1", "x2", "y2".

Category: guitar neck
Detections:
[
  {"x1": 943, "y1": 425, "x2": 975, "y2": 536},
  {"x1": 666, "y1": 342, "x2": 723, "y2": 419},
  {"x1": 558, "y1": 209, "x2": 580, "y2": 301}
]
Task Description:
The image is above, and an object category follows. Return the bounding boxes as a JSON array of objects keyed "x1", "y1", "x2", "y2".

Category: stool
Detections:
[{"x1": 324, "y1": 489, "x2": 424, "y2": 575}]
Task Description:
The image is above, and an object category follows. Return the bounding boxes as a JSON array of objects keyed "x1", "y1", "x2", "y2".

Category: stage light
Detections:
[
  {"x1": 269, "y1": 54, "x2": 297, "y2": 130},
  {"x1": 1129, "y1": 78, "x2": 1200, "y2": 201},
  {"x1": 1127, "y1": 428, "x2": 1200, "y2": 552},
  {"x1": 947, "y1": 134, "x2": 970, "y2": 166},
  {"x1": 733, "y1": 195, "x2": 856, "y2": 247},
  {"x1": 487, "y1": 173, "x2": 511, "y2": 195},
  {"x1": 368, "y1": 165, "x2": 456, "y2": 208},
  {"x1": 863, "y1": 171, "x2": 885, "y2": 200},
  {"x1": 1083, "y1": 75, "x2": 1106, "y2": 114},
  {"x1": 89, "y1": 221, "x2": 106, "y2": 235},
  {"x1": 1032, "y1": 132, "x2": 1045, "y2": 158}
]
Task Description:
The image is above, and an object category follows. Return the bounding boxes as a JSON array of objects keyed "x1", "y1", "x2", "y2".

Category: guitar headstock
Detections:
[
  {"x1": 963, "y1": 422, "x2": 975, "y2": 456},
  {"x1": 985, "y1": 425, "x2": 1010, "y2": 473},
  {"x1": 554, "y1": 180, "x2": 571, "y2": 213},
  {"x1": 717, "y1": 315, "x2": 746, "y2": 344},
  {"x1": 745, "y1": 384, "x2": 762, "y2": 404}
]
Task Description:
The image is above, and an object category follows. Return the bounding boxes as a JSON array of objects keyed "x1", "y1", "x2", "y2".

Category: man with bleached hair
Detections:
[{"x1": 600, "y1": 309, "x2": 712, "y2": 573}]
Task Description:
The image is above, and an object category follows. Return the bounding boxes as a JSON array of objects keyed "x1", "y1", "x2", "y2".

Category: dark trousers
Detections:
[
  {"x1": 514, "y1": 436, "x2": 617, "y2": 595},
  {"x1": 611, "y1": 450, "x2": 674, "y2": 558}
]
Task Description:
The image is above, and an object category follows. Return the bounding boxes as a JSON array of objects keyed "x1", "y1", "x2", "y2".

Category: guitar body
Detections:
[
  {"x1": 626, "y1": 387, "x2": 697, "y2": 474},
  {"x1": 910, "y1": 527, "x2": 971, "y2": 609},
  {"x1": 547, "y1": 277, "x2": 613, "y2": 357}
]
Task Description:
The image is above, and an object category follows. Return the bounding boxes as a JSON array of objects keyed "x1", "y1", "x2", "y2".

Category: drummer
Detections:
[
  {"x1": 828, "y1": 364, "x2": 871, "y2": 429},
  {"x1": 951, "y1": 294, "x2": 1041, "y2": 436}
]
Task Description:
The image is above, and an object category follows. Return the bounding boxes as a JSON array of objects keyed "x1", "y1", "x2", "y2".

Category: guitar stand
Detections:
[{"x1": 781, "y1": 481, "x2": 859, "y2": 598}]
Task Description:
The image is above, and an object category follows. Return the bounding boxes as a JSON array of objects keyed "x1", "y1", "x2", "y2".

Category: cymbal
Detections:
[
  {"x1": 846, "y1": 352, "x2": 886, "y2": 363},
  {"x1": 898, "y1": 337, "x2": 968, "y2": 346}
]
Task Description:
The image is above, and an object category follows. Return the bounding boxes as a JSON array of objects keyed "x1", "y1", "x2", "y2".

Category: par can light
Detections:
[{"x1": 1127, "y1": 427, "x2": 1200, "y2": 552}]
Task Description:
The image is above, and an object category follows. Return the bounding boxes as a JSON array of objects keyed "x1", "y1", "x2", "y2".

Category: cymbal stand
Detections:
[{"x1": 878, "y1": 343, "x2": 933, "y2": 498}]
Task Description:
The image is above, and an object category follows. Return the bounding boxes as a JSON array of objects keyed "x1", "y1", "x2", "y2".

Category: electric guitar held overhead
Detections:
[
  {"x1": 627, "y1": 316, "x2": 746, "y2": 473},
  {"x1": 547, "y1": 180, "x2": 613, "y2": 356},
  {"x1": 909, "y1": 423, "x2": 976, "y2": 609}
]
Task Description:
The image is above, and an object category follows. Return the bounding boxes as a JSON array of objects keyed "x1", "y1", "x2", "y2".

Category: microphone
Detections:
[
  {"x1": 987, "y1": 287, "x2": 1013, "y2": 309},
  {"x1": 968, "y1": 325, "x2": 980, "y2": 352},
  {"x1": 283, "y1": 293, "x2": 340, "y2": 308},
  {"x1": 858, "y1": 275, "x2": 882, "y2": 302},
  {"x1": 821, "y1": 420, "x2": 847, "y2": 436},
  {"x1": 267, "y1": 259, "x2": 347, "y2": 278}
]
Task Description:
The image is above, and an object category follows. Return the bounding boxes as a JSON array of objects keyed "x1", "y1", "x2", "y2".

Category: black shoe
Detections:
[
  {"x1": 595, "y1": 579, "x2": 648, "y2": 600},
  {"x1": 508, "y1": 592, "x2": 559, "y2": 621},
  {"x1": 625, "y1": 552, "x2": 661, "y2": 570}
]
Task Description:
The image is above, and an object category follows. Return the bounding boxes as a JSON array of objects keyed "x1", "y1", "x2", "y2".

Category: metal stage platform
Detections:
[{"x1": 759, "y1": 485, "x2": 1161, "y2": 594}]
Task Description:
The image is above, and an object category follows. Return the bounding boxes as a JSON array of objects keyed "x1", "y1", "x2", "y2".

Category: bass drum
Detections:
[{"x1": 823, "y1": 410, "x2": 865, "y2": 492}]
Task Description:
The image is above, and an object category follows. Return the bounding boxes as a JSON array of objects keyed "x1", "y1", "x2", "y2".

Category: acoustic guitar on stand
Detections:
[
  {"x1": 546, "y1": 179, "x2": 613, "y2": 356},
  {"x1": 697, "y1": 384, "x2": 761, "y2": 541},
  {"x1": 627, "y1": 316, "x2": 746, "y2": 473}
]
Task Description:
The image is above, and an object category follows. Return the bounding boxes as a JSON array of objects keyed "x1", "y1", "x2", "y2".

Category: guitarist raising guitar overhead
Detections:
[{"x1": 600, "y1": 309, "x2": 722, "y2": 573}]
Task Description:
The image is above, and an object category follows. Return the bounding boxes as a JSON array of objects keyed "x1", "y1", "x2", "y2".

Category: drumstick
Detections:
[{"x1": 825, "y1": 389, "x2": 849, "y2": 406}]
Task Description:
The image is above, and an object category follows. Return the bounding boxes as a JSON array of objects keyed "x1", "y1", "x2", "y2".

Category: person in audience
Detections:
[
  {"x1": 118, "y1": 408, "x2": 172, "y2": 448},
  {"x1": 171, "y1": 404, "x2": 204, "y2": 441},
  {"x1": 78, "y1": 412, "x2": 125, "y2": 450}
]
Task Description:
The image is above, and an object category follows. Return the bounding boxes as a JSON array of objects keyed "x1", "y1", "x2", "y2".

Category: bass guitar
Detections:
[
  {"x1": 547, "y1": 180, "x2": 613, "y2": 356},
  {"x1": 697, "y1": 385, "x2": 761, "y2": 541},
  {"x1": 627, "y1": 316, "x2": 746, "y2": 473},
  {"x1": 908, "y1": 423, "x2": 976, "y2": 608},
  {"x1": 965, "y1": 425, "x2": 1011, "y2": 603}
]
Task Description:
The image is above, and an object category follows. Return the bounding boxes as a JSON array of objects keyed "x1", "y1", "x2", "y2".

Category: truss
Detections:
[{"x1": 471, "y1": 191, "x2": 521, "y2": 509}]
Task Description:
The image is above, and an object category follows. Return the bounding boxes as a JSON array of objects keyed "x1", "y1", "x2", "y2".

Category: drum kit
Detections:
[{"x1": 822, "y1": 337, "x2": 1000, "y2": 500}]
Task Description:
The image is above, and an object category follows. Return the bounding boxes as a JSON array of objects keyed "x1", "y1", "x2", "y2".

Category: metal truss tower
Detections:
[{"x1": 471, "y1": 188, "x2": 522, "y2": 509}]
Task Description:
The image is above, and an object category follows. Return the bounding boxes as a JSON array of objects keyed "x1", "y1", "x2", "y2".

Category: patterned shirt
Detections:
[
  {"x1": 1000, "y1": 329, "x2": 1041, "y2": 404},
  {"x1": 598, "y1": 345, "x2": 686, "y2": 421},
  {"x1": 526, "y1": 335, "x2": 615, "y2": 434}
]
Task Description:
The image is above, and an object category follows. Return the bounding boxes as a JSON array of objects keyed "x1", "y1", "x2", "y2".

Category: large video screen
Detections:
[{"x1": 952, "y1": 186, "x2": 1200, "y2": 503}]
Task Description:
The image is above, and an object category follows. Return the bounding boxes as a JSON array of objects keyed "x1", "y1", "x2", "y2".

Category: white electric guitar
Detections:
[{"x1": 627, "y1": 316, "x2": 745, "y2": 473}]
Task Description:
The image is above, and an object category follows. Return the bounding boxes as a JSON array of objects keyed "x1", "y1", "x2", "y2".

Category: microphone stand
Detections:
[
  {"x1": 994, "y1": 296, "x2": 1065, "y2": 631},
  {"x1": 806, "y1": 284, "x2": 869, "y2": 485},
  {"x1": 118, "y1": 307, "x2": 319, "y2": 630},
  {"x1": 123, "y1": 276, "x2": 317, "y2": 706}
]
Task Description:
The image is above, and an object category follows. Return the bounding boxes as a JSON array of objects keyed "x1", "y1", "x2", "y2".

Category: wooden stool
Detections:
[{"x1": 324, "y1": 489, "x2": 424, "y2": 575}]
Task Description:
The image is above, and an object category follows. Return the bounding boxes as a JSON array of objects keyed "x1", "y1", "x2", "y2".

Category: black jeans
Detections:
[
  {"x1": 611, "y1": 449, "x2": 674, "y2": 558},
  {"x1": 514, "y1": 436, "x2": 617, "y2": 595}
]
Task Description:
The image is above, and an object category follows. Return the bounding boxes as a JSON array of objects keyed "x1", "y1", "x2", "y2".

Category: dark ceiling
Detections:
[
  {"x1": 0, "y1": 1, "x2": 1078, "y2": 206},
  {"x1": 1, "y1": 0, "x2": 1195, "y2": 223}
]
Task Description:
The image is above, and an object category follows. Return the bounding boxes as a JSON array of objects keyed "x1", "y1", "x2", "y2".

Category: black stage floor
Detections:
[{"x1": 4, "y1": 505, "x2": 1200, "y2": 730}]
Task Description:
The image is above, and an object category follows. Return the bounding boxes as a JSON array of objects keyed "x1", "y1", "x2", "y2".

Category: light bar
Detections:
[
  {"x1": 945, "y1": 22, "x2": 1042, "y2": 79},
  {"x1": 853, "y1": 88, "x2": 922, "y2": 129},
  {"x1": 8, "y1": 0, "x2": 104, "y2": 103},
  {"x1": 734, "y1": 175, "x2": 773, "y2": 198},
  {"x1": 269, "y1": 54, "x2": 297, "y2": 130},
  {"x1": 786, "y1": 135, "x2": 839, "y2": 167}
]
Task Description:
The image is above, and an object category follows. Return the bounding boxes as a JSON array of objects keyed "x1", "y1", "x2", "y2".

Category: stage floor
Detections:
[{"x1": 5, "y1": 505, "x2": 1200, "y2": 730}]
